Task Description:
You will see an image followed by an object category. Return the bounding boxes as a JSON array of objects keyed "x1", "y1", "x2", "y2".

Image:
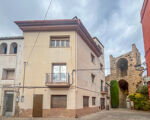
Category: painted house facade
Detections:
[
  {"x1": 14, "y1": 18, "x2": 106, "y2": 118},
  {"x1": 141, "y1": 0, "x2": 150, "y2": 99},
  {"x1": 0, "y1": 37, "x2": 23, "y2": 116}
]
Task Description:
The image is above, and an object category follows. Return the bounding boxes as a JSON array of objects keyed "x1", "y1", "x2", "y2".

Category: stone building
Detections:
[{"x1": 106, "y1": 44, "x2": 143, "y2": 108}]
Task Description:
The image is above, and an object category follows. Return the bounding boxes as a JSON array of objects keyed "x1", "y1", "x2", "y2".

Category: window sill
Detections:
[
  {"x1": 92, "y1": 62, "x2": 96, "y2": 65},
  {"x1": 50, "y1": 108, "x2": 67, "y2": 110},
  {"x1": 9, "y1": 54, "x2": 17, "y2": 55},
  {"x1": 49, "y1": 47, "x2": 70, "y2": 48},
  {"x1": 83, "y1": 107, "x2": 90, "y2": 109},
  {"x1": 1, "y1": 79, "x2": 14, "y2": 80},
  {"x1": 0, "y1": 54, "x2": 17, "y2": 56}
]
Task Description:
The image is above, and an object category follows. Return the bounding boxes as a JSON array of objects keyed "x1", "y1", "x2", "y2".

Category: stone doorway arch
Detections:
[{"x1": 118, "y1": 79, "x2": 129, "y2": 108}]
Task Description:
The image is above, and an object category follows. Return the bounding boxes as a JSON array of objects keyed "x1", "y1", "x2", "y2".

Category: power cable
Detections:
[
  {"x1": 20, "y1": 0, "x2": 53, "y2": 96},
  {"x1": 27, "y1": 0, "x2": 53, "y2": 62}
]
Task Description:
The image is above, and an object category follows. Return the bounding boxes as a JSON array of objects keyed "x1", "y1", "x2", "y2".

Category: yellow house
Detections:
[{"x1": 15, "y1": 17, "x2": 107, "y2": 118}]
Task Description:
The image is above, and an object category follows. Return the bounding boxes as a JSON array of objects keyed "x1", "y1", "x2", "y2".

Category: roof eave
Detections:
[{"x1": 15, "y1": 19, "x2": 101, "y2": 57}]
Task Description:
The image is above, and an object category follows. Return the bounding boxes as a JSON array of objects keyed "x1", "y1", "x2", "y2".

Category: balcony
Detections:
[
  {"x1": 101, "y1": 86, "x2": 108, "y2": 94},
  {"x1": 45, "y1": 73, "x2": 70, "y2": 88}
]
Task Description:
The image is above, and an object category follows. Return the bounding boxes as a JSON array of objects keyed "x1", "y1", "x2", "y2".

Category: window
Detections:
[
  {"x1": 2, "y1": 69, "x2": 15, "y2": 80},
  {"x1": 56, "y1": 40, "x2": 60, "y2": 47},
  {"x1": 61, "y1": 40, "x2": 65, "y2": 47},
  {"x1": 51, "y1": 95, "x2": 67, "y2": 108},
  {"x1": 50, "y1": 36, "x2": 70, "y2": 47},
  {"x1": 0, "y1": 43, "x2": 7, "y2": 54},
  {"x1": 100, "y1": 63, "x2": 103, "y2": 71},
  {"x1": 91, "y1": 74, "x2": 95, "y2": 83},
  {"x1": 117, "y1": 58, "x2": 128, "y2": 77},
  {"x1": 92, "y1": 97, "x2": 96, "y2": 105},
  {"x1": 51, "y1": 40, "x2": 55, "y2": 46},
  {"x1": 91, "y1": 53, "x2": 95, "y2": 63},
  {"x1": 10, "y1": 42, "x2": 18, "y2": 54},
  {"x1": 83, "y1": 96, "x2": 89, "y2": 107},
  {"x1": 66, "y1": 40, "x2": 69, "y2": 47},
  {"x1": 101, "y1": 80, "x2": 104, "y2": 91},
  {"x1": 52, "y1": 64, "x2": 66, "y2": 82}
]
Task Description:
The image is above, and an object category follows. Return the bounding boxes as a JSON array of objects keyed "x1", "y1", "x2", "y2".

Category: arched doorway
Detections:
[
  {"x1": 0, "y1": 43, "x2": 7, "y2": 54},
  {"x1": 10, "y1": 42, "x2": 18, "y2": 54},
  {"x1": 118, "y1": 79, "x2": 129, "y2": 108}
]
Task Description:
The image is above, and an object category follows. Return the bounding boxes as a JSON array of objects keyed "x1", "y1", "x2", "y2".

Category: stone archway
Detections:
[{"x1": 118, "y1": 79, "x2": 129, "y2": 108}]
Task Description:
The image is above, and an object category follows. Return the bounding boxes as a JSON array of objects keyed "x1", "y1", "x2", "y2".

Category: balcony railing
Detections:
[
  {"x1": 45, "y1": 73, "x2": 70, "y2": 88},
  {"x1": 101, "y1": 86, "x2": 108, "y2": 94}
]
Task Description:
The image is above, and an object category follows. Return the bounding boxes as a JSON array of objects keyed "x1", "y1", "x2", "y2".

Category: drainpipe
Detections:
[
  {"x1": 75, "y1": 32, "x2": 78, "y2": 118},
  {"x1": 22, "y1": 62, "x2": 27, "y2": 95},
  {"x1": 71, "y1": 69, "x2": 76, "y2": 85}
]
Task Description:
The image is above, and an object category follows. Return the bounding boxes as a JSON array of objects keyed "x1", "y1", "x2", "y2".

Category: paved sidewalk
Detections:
[{"x1": 1, "y1": 109, "x2": 150, "y2": 120}]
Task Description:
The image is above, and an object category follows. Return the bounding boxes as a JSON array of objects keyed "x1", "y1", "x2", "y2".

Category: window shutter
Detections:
[{"x1": 51, "y1": 95, "x2": 67, "y2": 108}]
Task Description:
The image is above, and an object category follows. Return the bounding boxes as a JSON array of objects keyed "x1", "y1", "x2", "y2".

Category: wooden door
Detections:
[
  {"x1": 32, "y1": 94, "x2": 43, "y2": 117},
  {"x1": 3, "y1": 91, "x2": 14, "y2": 116},
  {"x1": 101, "y1": 98, "x2": 105, "y2": 110}
]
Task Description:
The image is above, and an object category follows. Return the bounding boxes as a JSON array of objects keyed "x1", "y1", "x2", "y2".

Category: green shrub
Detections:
[
  {"x1": 110, "y1": 80, "x2": 119, "y2": 108},
  {"x1": 141, "y1": 100, "x2": 150, "y2": 111},
  {"x1": 129, "y1": 93, "x2": 150, "y2": 111},
  {"x1": 136, "y1": 85, "x2": 149, "y2": 98}
]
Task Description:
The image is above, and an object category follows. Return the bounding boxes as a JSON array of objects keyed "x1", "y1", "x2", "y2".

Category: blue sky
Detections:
[{"x1": 0, "y1": 0, "x2": 145, "y2": 75}]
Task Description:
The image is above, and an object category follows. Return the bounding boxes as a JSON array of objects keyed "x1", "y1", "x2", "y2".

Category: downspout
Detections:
[
  {"x1": 22, "y1": 61, "x2": 27, "y2": 95},
  {"x1": 75, "y1": 32, "x2": 78, "y2": 118},
  {"x1": 14, "y1": 47, "x2": 19, "y2": 117}
]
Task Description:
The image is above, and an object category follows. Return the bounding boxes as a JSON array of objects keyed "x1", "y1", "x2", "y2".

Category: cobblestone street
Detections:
[{"x1": 1, "y1": 109, "x2": 150, "y2": 120}]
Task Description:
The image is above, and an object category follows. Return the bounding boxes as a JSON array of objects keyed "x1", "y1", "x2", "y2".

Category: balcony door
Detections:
[{"x1": 52, "y1": 64, "x2": 66, "y2": 82}]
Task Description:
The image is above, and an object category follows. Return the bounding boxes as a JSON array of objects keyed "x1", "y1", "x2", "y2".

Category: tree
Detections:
[
  {"x1": 136, "y1": 85, "x2": 149, "y2": 99},
  {"x1": 110, "y1": 80, "x2": 119, "y2": 108}
]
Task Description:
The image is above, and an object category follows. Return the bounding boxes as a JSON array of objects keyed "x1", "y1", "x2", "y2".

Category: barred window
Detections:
[{"x1": 92, "y1": 97, "x2": 96, "y2": 105}]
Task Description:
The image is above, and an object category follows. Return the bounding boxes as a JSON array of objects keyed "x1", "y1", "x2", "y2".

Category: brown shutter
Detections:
[
  {"x1": 83, "y1": 96, "x2": 89, "y2": 107},
  {"x1": 51, "y1": 95, "x2": 67, "y2": 108}
]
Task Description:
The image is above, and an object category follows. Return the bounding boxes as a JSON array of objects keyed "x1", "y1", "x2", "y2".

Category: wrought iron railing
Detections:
[
  {"x1": 101, "y1": 86, "x2": 108, "y2": 92},
  {"x1": 46, "y1": 73, "x2": 70, "y2": 84}
]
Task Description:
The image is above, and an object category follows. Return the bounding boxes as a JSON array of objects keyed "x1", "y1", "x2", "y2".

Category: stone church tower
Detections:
[{"x1": 106, "y1": 44, "x2": 143, "y2": 108}]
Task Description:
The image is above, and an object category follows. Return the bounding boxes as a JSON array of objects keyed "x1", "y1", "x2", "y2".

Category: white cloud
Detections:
[{"x1": 0, "y1": 0, "x2": 145, "y2": 76}]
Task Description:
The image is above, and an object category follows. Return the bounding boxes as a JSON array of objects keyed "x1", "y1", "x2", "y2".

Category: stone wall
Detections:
[{"x1": 18, "y1": 107, "x2": 100, "y2": 118}]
